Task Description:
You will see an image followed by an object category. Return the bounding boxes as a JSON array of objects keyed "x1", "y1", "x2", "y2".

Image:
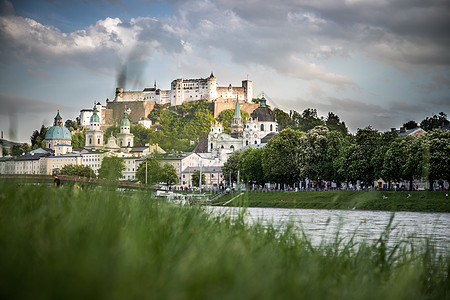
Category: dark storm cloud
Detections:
[{"x1": 173, "y1": 0, "x2": 450, "y2": 69}]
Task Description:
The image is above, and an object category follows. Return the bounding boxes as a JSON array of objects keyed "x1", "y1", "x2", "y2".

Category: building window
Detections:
[
  {"x1": 261, "y1": 124, "x2": 264, "y2": 131},
  {"x1": 270, "y1": 124, "x2": 273, "y2": 131}
]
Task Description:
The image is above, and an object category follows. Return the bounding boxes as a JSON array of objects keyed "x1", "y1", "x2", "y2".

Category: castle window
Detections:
[
  {"x1": 89, "y1": 138, "x2": 92, "y2": 144},
  {"x1": 98, "y1": 138, "x2": 100, "y2": 144},
  {"x1": 270, "y1": 124, "x2": 273, "y2": 131},
  {"x1": 261, "y1": 124, "x2": 264, "y2": 131},
  {"x1": 211, "y1": 143, "x2": 213, "y2": 149},
  {"x1": 254, "y1": 141, "x2": 257, "y2": 144},
  {"x1": 246, "y1": 141, "x2": 249, "y2": 146}
]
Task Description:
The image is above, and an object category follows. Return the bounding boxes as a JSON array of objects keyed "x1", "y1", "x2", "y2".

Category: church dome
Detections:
[
  {"x1": 45, "y1": 125, "x2": 71, "y2": 140},
  {"x1": 250, "y1": 97, "x2": 276, "y2": 122},
  {"x1": 90, "y1": 105, "x2": 100, "y2": 123}
]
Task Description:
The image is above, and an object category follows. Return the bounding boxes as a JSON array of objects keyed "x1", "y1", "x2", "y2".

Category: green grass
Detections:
[
  {"x1": 215, "y1": 190, "x2": 450, "y2": 212},
  {"x1": 0, "y1": 182, "x2": 449, "y2": 299}
]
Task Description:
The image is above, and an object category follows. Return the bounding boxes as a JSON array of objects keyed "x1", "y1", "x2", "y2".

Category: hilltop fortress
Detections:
[
  {"x1": 80, "y1": 73, "x2": 259, "y2": 128},
  {"x1": 115, "y1": 72, "x2": 252, "y2": 106}
]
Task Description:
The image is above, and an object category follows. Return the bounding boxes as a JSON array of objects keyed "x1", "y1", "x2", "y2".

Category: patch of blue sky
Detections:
[{"x1": 11, "y1": 0, "x2": 172, "y2": 33}]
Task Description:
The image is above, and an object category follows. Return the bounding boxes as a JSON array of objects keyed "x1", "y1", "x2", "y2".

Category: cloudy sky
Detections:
[{"x1": 1, "y1": 0, "x2": 449, "y2": 142}]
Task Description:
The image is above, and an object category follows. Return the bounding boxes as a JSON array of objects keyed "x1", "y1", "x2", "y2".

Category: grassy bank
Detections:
[
  {"x1": 0, "y1": 182, "x2": 448, "y2": 299},
  {"x1": 215, "y1": 190, "x2": 450, "y2": 212}
]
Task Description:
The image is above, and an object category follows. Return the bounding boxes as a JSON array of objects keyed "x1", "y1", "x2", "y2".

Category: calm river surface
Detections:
[{"x1": 209, "y1": 207, "x2": 450, "y2": 254}]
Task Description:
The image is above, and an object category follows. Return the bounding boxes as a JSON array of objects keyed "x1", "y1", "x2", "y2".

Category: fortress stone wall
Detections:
[
  {"x1": 104, "y1": 100, "x2": 155, "y2": 128},
  {"x1": 213, "y1": 98, "x2": 259, "y2": 118}
]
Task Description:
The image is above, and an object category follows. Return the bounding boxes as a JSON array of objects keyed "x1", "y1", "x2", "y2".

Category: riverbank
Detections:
[
  {"x1": 0, "y1": 182, "x2": 448, "y2": 299},
  {"x1": 214, "y1": 190, "x2": 450, "y2": 212}
]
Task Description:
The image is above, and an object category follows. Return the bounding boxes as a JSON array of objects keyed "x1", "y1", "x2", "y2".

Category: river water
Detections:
[{"x1": 209, "y1": 207, "x2": 450, "y2": 254}]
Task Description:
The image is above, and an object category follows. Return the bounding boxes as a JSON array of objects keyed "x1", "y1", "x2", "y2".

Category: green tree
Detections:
[
  {"x1": 298, "y1": 126, "x2": 329, "y2": 183},
  {"x1": 104, "y1": 125, "x2": 120, "y2": 143},
  {"x1": 420, "y1": 112, "x2": 448, "y2": 131},
  {"x1": 354, "y1": 127, "x2": 381, "y2": 187},
  {"x1": 421, "y1": 130, "x2": 450, "y2": 190},
  {"x1": 191, "y1": 170, "x2": 206, "y2": 187},
  {"x1": 11, "y1": 143, "x2": 31, "y2": 156},
  {"x1": 335, "y1": 142, "x2": 364, "y2": 186},
  {"x1": 217, "y1": 109, "x2": 250, "y2": 133},
  {"x1": 273, "y1": 108, "x2": 293, "y2": 131},
  {"x1": 325, "y1": 112, "x2": 348, "y2": 136},
  {"x1": 380, "y1": 138, "x2": 405, "y2": 189},
  {"x1": 30, "y1": 125, "x2": 48, "y2": 149},
  {"x1": 262, "y1": 128, "x2": 303, "y2": 185},
  {"x1": 64, "y1": 119, "x2": 80, "y2": 132},
  {"x1": 147, "y1": 101, "x2": 215, "y2": 152},
  {"x1": 290, "y1": 108, "x2": 324, "y2": 132},
  {"x1": 98, "y1": 156, "x2": 125, "y2": 181},
  {"x1": 222, "y1": 150, "x2": 243, "y2": 185},
  {"x1": 402, "y1": 136, "x2": 424, "y2": 191},
  {"x1": 160, "y1": 164, "x2": 179, "y2": 187},
  {"x1": 71, "y1": 131, "x2": 86, "y2": 149},
  {"x1": 402, "y1": 120, "x2": 418, "y2": 130},
  {"x1": 60, "y1": 164, "x2": 95, "y2": 178},
  {"x1": 323, "y1": 130, "x2": 345, "y2": 183},
  {"x1": 240, "y1": 147, "x2": 265, "y2": 186},
  {"x1": 373, "y1": 131, "x2": 398, "y2": 181},
  {"x1": 136, "y1": 156, "x2": 162, "y2": 185}
]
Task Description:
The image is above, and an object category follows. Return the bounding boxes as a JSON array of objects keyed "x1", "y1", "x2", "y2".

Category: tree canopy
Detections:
[
  {"x1": 217, "y1": 109, "x2": 250, "y2": 133},
  {"x1": 160, "y1": 164, "x2": 179, "y2": 187},
  {"x1": 98, "y1": 156, "x2": 125, "y2": 181},
  {"x1": 60, "y1": 164, "x2": 95, "y2": 178},
  {"x1": 191, "y1": 170, "x2": 206, "y2": 187}
]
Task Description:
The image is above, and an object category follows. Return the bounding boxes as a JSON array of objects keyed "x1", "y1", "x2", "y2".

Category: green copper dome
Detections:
[
  {"x1": 45, "y1": 125, "x2": 71, "y2": 140},
  {"x1": 120, "y1": 110, "x2": 130, "y2": 127},
  {"x1": 90, "y1": 106, "x2": 100, "y2": 123}
]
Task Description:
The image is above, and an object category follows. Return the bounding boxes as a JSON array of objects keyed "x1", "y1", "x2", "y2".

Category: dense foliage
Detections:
[
  {"x1": 217, "y1": 109, "x2": 250, "y2": 133},
  {"x1": 135, "y1": 156, "x2": 179, "y2": 186},
  {"x1": 98, "y1": 156, "x2": 125, "y2": 181},
  {"x1": 30, "y1": 125, "x2": 48, "y2": 150},
  {"x1": 135, "y1": 156, "x2": 161, "y2": 185},
  {"x1": 59, "y1": 164, "x2": 95, "y2": 178},
  {"x1": 273, "y1": 108, "x2": 349, "y2": 135},
  {"x1": 191, "y1": 170, "x2": 206, "y2": 187},
  {"x1": 10, "y1": 143, "x2": 31, "y2": 156},
  {"x1": 224, "y1": 127, "x2": 450, "y2": 190},
  {"x1": 147, "y1": 101, "x2": 214, "y2": 151}
]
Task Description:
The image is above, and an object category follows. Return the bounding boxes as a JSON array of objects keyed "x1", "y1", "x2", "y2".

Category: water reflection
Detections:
[{"x1": 209, "y1": 207, "x2": 450, "y2": 254}]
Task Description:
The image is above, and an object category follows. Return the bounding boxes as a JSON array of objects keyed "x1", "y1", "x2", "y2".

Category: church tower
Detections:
[
  {"x1": 117, "y1": 109, "x2": 134, "y2": 152},
  {"x1": 230, "y1": 96, "x2": 243, "y2": 137},
  {"x1": 85, "y1": 105, "x2": 104, "y2": 150},
  {"x1": 208, "y1": 121, "x2": 223, "y2": 152}
]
